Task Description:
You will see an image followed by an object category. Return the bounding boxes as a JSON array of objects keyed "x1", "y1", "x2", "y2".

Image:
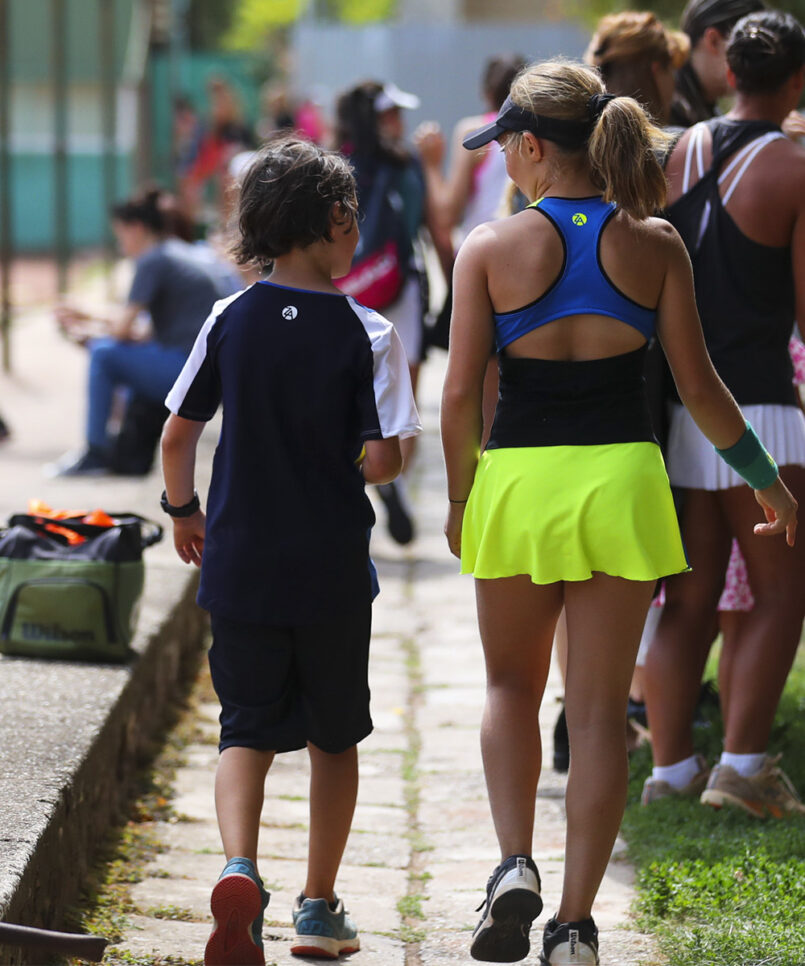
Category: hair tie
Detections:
[{"x1": 588, "y1": 92, "x2": 617, "y2": 119}]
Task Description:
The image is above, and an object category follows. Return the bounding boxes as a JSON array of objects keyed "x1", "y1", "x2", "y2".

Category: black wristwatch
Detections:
[{"x1": 160, "y1": 489, "x2": 201, "y2": 518}]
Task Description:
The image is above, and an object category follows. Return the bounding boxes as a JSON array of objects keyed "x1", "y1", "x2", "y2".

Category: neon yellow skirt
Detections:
[{"x1": 461, "y1": 443, "x2": 689, "y2": 584}]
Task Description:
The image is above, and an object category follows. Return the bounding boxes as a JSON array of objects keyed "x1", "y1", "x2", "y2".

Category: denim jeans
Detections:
[{"x1": 86, "y1": 338, "x2": 187, "y2": 449}]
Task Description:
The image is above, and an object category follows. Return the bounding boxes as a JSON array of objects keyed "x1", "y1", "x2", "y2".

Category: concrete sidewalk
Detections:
[
  {"x1": 105, "y1": 356, "x2": 664, "y2": 966},
  {"x1": 0, "y1": 303, "x2": 215, "y2": 961}
]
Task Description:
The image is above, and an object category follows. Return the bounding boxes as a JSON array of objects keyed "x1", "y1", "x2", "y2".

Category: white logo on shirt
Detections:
[{"x1": 282, "y1": 305, "x2": 298, "y2": 320}]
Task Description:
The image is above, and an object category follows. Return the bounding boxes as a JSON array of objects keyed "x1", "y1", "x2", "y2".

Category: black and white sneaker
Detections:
[
  {"x1": 539, "y1": 915, "x2": 599, "y2": 965},
  {"x1": 470, "y1": 855, "x2": 542, "y2": 962}
]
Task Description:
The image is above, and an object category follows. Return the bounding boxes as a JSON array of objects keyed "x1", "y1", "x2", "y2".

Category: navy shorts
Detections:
[{"x1": 208, "y1": 605, "x2": 373, "y2": 755}]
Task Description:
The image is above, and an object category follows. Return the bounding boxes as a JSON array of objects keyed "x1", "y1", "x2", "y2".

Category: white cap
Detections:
[{"x1": 375, "y1": 83, "x2": 420, "y2": 113}]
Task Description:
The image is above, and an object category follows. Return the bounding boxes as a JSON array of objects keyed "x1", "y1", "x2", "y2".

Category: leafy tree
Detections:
[
  {"x1": 185, "y1": 0, "x2": 236, "y2": 50},
  {"x1": 569, "y1": 0, "x2": 805, "y2": 30},
  {"x1": 222, "y1": 0, "x2": 396, "y2": 51}
]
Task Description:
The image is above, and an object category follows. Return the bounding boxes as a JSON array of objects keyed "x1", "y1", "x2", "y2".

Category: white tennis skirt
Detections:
[{"x1": 667, "y1": 403, "x2": 805, "y2": 490}]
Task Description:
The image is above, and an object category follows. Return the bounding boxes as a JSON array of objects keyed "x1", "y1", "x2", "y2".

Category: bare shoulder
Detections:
[
  {"x1": 764, "y1": 135, "x2": 805, "y2": 191},
  {"x1": 457, "y1": 211, "x2": 535, "y2": 269},
  {"x1": 608, "y1": 210, "x2": 682, "y2": 254},
  {"x1": 454, "y1": 221, "x2": 498, "y2": 269}
]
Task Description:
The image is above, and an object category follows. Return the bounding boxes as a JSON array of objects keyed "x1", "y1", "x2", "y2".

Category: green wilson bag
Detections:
[{"x1": 0, "y1": 512, "x2": 162, "y2": 662}]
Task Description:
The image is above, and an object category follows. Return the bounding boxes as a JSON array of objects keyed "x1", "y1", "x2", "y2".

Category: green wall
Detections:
[
  {"x1": 4, "y1": 0, "x2": 139, "y2": 251},
  {"x1": 9, "y1": 155, "x2": 133, "y2": 250}
]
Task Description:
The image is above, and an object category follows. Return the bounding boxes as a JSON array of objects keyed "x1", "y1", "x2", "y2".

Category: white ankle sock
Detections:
[
  {"x1": 719, "y1": 751, "x2": 766, "y2": 777},
  {"x1": 652, "y1": 755, "x2": 701, "y2": 789}
]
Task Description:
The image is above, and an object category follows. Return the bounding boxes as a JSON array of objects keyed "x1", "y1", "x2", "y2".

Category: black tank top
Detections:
[{"x1": 665, "y1": 117, "x2": 796, "y2": 406}]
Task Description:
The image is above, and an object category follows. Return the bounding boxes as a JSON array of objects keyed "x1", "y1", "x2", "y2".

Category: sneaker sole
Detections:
[
  {"x1": 471, "y1": 886, "x2": 543, "y2": 963},
  {"x1": 205, "y1": 874, "x2": 265, "y2": 966},
  {"x1": 290, "y1": 934, "x2": 361, "y2": 959},
  {"x1": 701, "y1": 788, "x2": 777, "y2": 819}
]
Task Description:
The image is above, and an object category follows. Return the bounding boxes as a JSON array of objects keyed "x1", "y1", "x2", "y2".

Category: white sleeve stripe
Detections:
[
  {"x1": 346, "y1": 297, "x2": 422, "y2": 440},
  {"x1": 164, "y1": 288, "x2": 245, "y2": 414}
]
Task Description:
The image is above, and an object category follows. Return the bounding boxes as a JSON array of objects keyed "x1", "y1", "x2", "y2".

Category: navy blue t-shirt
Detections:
[{"x1": 165, "y1": 281, "x2": 420, "y2": 625}]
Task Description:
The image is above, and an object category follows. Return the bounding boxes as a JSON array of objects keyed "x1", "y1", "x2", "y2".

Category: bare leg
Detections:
[
  {"x1": 554, "y1": 607, "x2": 568, "y2": 687},
  {"x1": 304, "y1": 743, "x2": 359, "y2": 902},
  {"x1": 644, "y1": 489, "x2": 732, "y2": 765},
  {"x1": 717, "y1": 609, "x2": 743, "y2": 722},
  {"x1": 475, "y1": 575, "x2": 563, "y2": 858},
  {"x1": 559, "y1": 575, "x2": 655, "y2": 922},
  {"x1": 719, "y1": 466, "x2": 805, "y2": 753},
  {"x1": 215, "y1": 746, "x2": 275, "y2": 862},
  {"x1": 629, "y1": 666, "x2": 646, "y2": 703}
]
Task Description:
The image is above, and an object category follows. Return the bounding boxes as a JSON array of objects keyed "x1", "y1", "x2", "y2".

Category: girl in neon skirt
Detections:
[{"x1": 441, "y1": 59, "x2": 797, "y2": 966}]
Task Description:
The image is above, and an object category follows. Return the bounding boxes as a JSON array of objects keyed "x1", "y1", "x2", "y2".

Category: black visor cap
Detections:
[{"x1": 462, "y1": 95, "x2": 592, "y2": 151}]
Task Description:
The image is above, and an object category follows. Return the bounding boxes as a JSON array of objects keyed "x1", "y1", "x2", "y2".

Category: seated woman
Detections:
[{"x1": 51, "y1": 189, "x2": 239, "y2": 476}]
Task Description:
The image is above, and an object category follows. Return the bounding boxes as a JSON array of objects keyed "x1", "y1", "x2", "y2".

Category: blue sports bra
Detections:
[{"x1": 493, "y1": 196, "x2": 656, "y2": 353}]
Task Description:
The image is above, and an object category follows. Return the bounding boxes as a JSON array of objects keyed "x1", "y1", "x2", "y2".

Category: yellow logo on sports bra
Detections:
[{"x1": 572, "y1": 212, "x2": 587, "y2": 226}]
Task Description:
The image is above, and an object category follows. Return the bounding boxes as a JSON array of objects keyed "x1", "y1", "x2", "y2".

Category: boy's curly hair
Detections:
[{"x1": 232, "y1": 134, "x2": 358, "y2": 271}]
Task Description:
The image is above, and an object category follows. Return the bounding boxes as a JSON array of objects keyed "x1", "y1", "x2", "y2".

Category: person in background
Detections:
[
  {"x1": 416, "y1": 54, "x2": 527, "y2": 250},
  {"x1": 334, "y1": 80, "x2": 438, "y2": 545},
  {"x1": 179, "y1": 76, "x2": 255, "y2": 226},
  {"x1": 643, "y1": 11, "x2": 805, "y2": 818},
  {"x1": 673, "y1": 0, "x2": 805, "y2": 139},
  {"x1": 258, "y1": 82, "x2": 296, "y2": 139},
  {"x1": 173, "y1": 95, "x2": 204, "y2": 182},
  {"x1": 415, "y1": 54, "x2": 527, "y2": 437},
  {"x1": 585, "y1": 11, "x2": 690, "y2": 129},
  {"x1": 671, "y1": 0, "x2": 766, "y2": 127},
  {"x1": 51, "y1": 189, "x2": 233, "y2": 477}
]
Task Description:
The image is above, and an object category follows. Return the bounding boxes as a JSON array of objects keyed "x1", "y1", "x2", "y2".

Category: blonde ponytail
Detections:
[
  {"x1": 509, "y1": 60, "x2": 674, "y2": 221},
  {"x1": 588, "y1": 97, "x2": 674, "y2": 220}
]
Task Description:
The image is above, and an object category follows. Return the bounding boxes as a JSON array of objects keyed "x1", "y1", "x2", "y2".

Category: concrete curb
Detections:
[{"x1": 0, "y1": 564, "x2": 208, "y2": 965}]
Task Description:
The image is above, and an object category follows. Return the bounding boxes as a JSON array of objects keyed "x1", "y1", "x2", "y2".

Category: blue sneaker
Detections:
[
  {"x1": 205, "y1": 857, "x2": 270, "y2": 966},
  {"x1": 290, "y1": 893, "x2": 360, "y2": 959},
  {"x1": 471, "y1": 855, "x2": 543, "y2": 962}
]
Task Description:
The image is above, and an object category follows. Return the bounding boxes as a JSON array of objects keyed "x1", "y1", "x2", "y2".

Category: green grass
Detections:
[
  {"x1": 621, "y1": 651, "x2": 805, "y2": 966},
  {"x1": 143, "y1": 905, "x2": 198, "y2": 922}
]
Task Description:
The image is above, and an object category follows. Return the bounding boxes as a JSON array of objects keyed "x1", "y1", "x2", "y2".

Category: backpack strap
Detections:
[{"x1": 353, "y1": 163, "x2": 399, "y2": 258}]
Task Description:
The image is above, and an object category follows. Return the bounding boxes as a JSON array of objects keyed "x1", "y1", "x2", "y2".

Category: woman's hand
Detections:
[
  {"x1": 444, "y1": 502, "x2": 466, "y2": 559},
  {"x1": 754, "y1": 477, "x2": 798, "y2": 546},
  {"x1": 172, "y1": 511, "x2": 206, "y2": 566},
  {"x1": 414, "y1": 122, "x2": 446, "y2": 169},
  {"x1": 782, "y1": 110, "x2": 805, "y2": 141}
]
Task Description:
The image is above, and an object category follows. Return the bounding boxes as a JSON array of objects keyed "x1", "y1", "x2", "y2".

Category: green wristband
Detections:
[{"x1": 715, "y1": 421, "x2": 779, "y2": 490}]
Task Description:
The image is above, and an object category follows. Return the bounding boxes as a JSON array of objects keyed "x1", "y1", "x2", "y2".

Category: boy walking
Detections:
[{"x1": 160, "y1": 135, "x2": 421, "y2": 964}]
